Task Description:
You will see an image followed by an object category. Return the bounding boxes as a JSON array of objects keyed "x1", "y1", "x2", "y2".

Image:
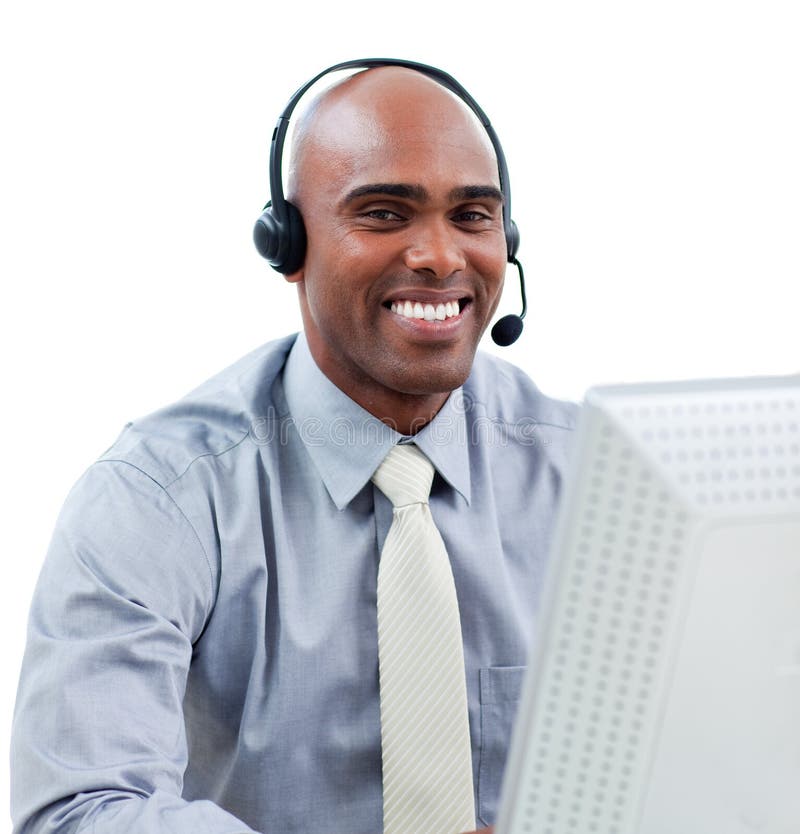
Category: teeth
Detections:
[{"x1": 390, "y1": 299, "x2": 463, "y2": 321}]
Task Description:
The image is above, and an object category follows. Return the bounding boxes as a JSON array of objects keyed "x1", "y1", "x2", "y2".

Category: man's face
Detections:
[{"x1": 288, "y1": 72, "x2": 508, "y2": 417}]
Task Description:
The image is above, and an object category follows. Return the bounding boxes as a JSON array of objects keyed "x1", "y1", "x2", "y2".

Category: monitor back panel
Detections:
[{"x1": 496, "y1": 376, "x2": 800, "y2": 834}]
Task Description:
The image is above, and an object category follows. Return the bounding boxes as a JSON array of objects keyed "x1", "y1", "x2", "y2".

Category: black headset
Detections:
[{"x1": 253, "y1": 58, "x2": 527, "y2": 346}]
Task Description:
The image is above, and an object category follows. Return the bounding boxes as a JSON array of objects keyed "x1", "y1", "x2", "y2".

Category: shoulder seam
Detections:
[
  {"x1": 164, "y1": 429, "x2": 251, "y2": 487},
  {"x1": 529, "y1": 420, "x2": 577, "y2": 432},
  {"x1": 463, "y1": 393, "x2": 578, "y2": 433},
  {"x1": 93, "y1": 459, "x2": 216, "y2": 625}
]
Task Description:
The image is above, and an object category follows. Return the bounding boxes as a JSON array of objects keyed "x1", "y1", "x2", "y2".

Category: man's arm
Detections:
[{"x1": 10, "y1": 460, "x2": 256, "y2": 834}]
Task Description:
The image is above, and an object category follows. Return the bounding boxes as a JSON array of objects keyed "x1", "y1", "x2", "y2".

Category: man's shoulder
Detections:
[
  {"x1": 98, "y1": 334, "x2": 298, "y2": 486},
  {"x1": 464, "y1": 350, "x2": 579, "y2": 433}
]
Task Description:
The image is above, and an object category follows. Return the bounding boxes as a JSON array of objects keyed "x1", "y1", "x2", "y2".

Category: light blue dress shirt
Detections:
[{"x1": 11, "y1": 333, "x2": 577, "y2": 834}]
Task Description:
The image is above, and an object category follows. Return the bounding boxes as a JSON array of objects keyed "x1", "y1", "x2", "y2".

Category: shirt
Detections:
[{"x1": 11, "y1": 333, "x2": 577, "y2": 834}]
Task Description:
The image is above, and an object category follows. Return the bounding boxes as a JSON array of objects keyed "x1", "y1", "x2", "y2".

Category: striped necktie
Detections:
[{"x1": 372, "y1": 443, "x2": 475, "y2": 834}]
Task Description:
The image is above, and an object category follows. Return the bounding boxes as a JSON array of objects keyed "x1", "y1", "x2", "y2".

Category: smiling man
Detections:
[
  {"x1": 285, "y1": 68, "x2": 508, "y2": 433},
  {"x1": 11, "y1": 65, "x2": 577, "y2": 834}
]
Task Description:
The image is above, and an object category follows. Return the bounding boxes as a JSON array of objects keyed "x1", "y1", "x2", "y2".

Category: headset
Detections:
[{"x1": 253, "y1": 58, "x2": 527, "y2": 347}]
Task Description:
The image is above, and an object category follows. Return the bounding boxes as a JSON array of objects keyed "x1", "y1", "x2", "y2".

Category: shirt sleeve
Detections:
[{"x1": 10, "y1": 459, "x2": 259, "y2": 834}]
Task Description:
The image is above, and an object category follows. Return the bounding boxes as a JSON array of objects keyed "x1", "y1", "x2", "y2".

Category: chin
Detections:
[{"x1": 387, "y1": 356, "x2": 474, "y2": 397}]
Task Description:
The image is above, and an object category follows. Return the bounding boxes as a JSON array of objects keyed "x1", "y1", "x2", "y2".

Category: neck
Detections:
[
  {"x1": 303, "y1": 333, "x2": 451, "y2": 436},
  {"x1": 351, "y1": 389, "x2": 449, "y2": 437}
]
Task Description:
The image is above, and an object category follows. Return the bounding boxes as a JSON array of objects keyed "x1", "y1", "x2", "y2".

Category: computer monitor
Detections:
[{"x1": 495, "y1": 374, "x2": 800, "y2": 834}]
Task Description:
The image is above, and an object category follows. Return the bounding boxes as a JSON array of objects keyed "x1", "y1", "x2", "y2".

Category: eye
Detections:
[
  {"x1": 362, "y1": 207, "x2": 407, "y2": 222},
  {"x1": 453, "y1": 210, "x2": 492, "y2": 222},
  {"x1": 451, "y1": 205, "x2": 498, "y2": 226}
]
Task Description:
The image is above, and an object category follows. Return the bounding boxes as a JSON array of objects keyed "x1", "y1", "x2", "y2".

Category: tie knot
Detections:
[{"x1": 372, "y1": 444, "x2": 434, "y2": 508}]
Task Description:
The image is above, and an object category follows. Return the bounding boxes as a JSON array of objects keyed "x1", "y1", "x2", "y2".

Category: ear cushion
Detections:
[
  {"x1": 506, "y1": 219, "x2": 521, "y2": 262},
  {"x1": 253, "y1": 201, "x2": 308, "y2": 274},
  {"x1": 280, "y1": 201, "x2": 307, "y2": 275},
  {"x1": 253, "y1": 205, "x2": 281, "y2": 263}
]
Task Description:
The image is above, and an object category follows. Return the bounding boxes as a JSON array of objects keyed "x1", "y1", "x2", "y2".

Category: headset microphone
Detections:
[
  {"x1": 490, "y1": 258, "x2": 527, "y2": 346},
  {"x1": 254, "y1": 58, "x2": 527, "y2": 346}
]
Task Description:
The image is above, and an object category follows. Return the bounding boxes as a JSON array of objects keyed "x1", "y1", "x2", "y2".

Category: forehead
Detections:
[
  {"x1": 345, "y1": 126, "x2": 500, "y2": 191},
  {"x1": 289, "y1": 69, "x2": 502, "y2": 201}
]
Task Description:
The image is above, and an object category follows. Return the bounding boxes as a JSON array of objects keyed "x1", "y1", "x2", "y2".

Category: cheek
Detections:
[
  {"x1": 476, "y1": 246, "x2": 510, "y2": 300},
  {"x1": 303, "y1": 220, "x2": 373, "y2": 283},
  {"x1": 299, "y1": 252, "x2": 368, "y2": 342},
  {"x1": 303, "y1": 240, "x2": 387, "y2": 315}
]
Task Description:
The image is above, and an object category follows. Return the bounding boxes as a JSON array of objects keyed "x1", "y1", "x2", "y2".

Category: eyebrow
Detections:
[
  {"x1": 342, "y1": 183, "x2": 428, "y2": 205},
  {"x1": 448, "y1": 185, "x2": 505, "y2": 205},
  {"x1": 340, "y1": 183, "x2": 505, "y2": 207}
]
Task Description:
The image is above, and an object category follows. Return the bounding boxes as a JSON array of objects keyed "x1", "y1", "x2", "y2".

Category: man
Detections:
[{"x1": 11, "y1": 65, "x2": 577, "y2": 834}]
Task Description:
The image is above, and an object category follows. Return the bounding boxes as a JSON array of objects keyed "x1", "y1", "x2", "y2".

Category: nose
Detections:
[{"x1": 403, "y1": 218, "x2": 467, "y2": 278}]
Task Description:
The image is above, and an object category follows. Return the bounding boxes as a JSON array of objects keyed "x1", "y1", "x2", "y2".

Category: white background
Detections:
[{"x1": 2, "y1": 0, "x2": 798, "y2": 823}]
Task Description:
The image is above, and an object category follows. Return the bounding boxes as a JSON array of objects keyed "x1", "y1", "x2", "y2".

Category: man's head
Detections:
[{"x1": 284, "y1": 66, "x2": 509, "y2": 429}]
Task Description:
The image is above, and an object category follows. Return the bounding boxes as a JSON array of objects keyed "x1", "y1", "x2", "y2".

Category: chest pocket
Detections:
[{"x1": 477, "y1": 666, "x2": 526, "y2": 826}]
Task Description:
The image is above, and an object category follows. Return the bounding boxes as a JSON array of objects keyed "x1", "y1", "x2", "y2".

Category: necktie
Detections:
[{"x1": 372, "y1": 443, "x2": 475, "y2": 834}]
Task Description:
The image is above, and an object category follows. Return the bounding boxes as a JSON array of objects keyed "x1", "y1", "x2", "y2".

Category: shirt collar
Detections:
[{"x1": 282, "y1": 333, "x2": 471, "y2": 509}]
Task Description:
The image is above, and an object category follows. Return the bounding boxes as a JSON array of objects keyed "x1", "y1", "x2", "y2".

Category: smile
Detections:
[{"x1": 389, "y1": 299, "x2": 464, "y2": 321}]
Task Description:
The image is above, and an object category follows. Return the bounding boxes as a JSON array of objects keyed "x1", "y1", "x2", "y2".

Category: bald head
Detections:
[{"x1": 286, "y1": 66, "x2": 498, "y2": 207}]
